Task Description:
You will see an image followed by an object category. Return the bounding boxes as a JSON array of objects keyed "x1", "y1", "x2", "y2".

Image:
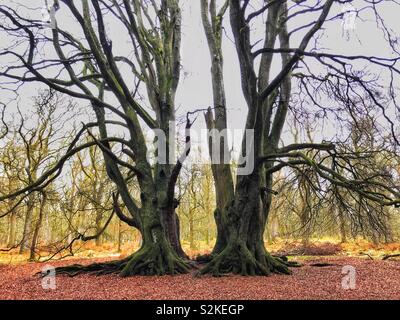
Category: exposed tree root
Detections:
[
  {"x1": 382, "y1": 253, "x2": 400, "y2": 260},
  {"x1": 119, "y1": 243, "x2": 189, "y2": 277},
  {"x1": 197, "y1": 242, "x2": 299, "y2": 276},
  {"x1": 46, "y1": 244, "x2": 191, "y2": 277},
  {"x1": 46, "y1": 256, "x2": 131, "y2": 277},
  {"x1": 195, "y1": 253, "x2": 215, "y2": 264},
  {"x1": 272, "y1": 255, "x2": 301, "y2": 268},
  {"x1": 310, "y1": 263, "x2": 337, "y2": 267}
]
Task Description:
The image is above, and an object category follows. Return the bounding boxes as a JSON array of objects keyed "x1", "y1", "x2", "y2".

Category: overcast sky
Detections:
[{"x1": 0, "y1": 0, "x2": 398, "y2": 164}]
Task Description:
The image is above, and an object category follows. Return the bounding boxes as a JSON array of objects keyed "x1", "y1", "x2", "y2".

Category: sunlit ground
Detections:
[{"x1": 1, "y1": 237, "x2": 399, "y2": 265}]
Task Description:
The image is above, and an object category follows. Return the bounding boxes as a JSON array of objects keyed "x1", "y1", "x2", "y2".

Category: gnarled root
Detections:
[
  {"x1": 272, "y1": 255, "x2": 301, "y2": 268},
  {"x1": 198, "y1": 242, "x2": 298, "y2": 276},
  {"x1": 195, "y1": 253, "x2": 215, "y2": 264},
  {"x1": 47, "y1": 256, "x2": 132, "y2": 277},
  {"x1": 47, "y1": 243, "x2": 190, "y2": 277},
  {"x1": 119, "y1": 243, "x2": 189, "y2": 277}
]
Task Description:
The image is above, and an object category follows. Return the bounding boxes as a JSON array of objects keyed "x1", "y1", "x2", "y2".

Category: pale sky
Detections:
[{"x1": 0, "y1": 0, "x2": 399, "y2": 166}]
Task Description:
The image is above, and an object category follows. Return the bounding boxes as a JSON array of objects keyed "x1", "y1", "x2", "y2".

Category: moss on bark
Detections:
[
  {"x1": 51, "y1": 226, "x2": 190, "y2": 277},
  {"x1": 197, "y1": 239, "x2": 297, "y2": 276}
]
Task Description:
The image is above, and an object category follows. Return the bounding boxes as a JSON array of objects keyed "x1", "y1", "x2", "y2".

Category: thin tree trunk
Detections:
[
  {"x1": 7, "y1": 210, "x2": 17, "y2": 248},
  {"x1": 117, "y1": 219, "x2": 122, "y2": 253},
  {"x1": 19, "y1": 195, "x2": 35, "y2": 254},
  {"x1": 95, "y1": 212, "x2": 103, "y2": 246},
  {"x1": 267, "y1": 215, "x2": 279, "y2": 244},
  {"x1": 29, "y1": 193, "x2": 47, "y2": 261},
  {"x1": 189, "y1": 210, "x2": 195, "y2": 249},
  {"x1": 300, "y1": 179, "x2": 312, "y2": 245},
  {"x1": 337, "y1": 207, "x2": 347, "y2": 243}
]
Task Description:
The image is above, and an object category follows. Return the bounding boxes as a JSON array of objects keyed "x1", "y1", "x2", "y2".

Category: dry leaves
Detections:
[{"x1": 0, "y1": 257, "x2": 399, "y2": 300}]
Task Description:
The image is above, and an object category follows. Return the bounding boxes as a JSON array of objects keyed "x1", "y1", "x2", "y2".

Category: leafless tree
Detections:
[{"x1": 199, "y1": 0, "x2": 400, "y2": 276}]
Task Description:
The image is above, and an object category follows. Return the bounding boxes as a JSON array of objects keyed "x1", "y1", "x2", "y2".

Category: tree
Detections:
[
  {"x1": 0, "y1": 0, "x2": 190, "y2": 275},
  {"x1": 201, "y1": 0, "x2": 234, "y2": 256},
  {"x1": 18, "y1": 92, "x2": 60, "y2": 255},
  {"x1": 0, "y1": 138, "x2": 24, "y2": 248},
  {"x1": 0, "y1": 91, "x2": 62, "y2": 255},
  {"x1": 76, "y1": 144, "x2": 113, "y2": 247},
  {"x1": 198, "y1": 0, "x2": 400, "y2": 276},
  {"x1": 0, "y1": 90, "x2": 74, "y2": 259}
]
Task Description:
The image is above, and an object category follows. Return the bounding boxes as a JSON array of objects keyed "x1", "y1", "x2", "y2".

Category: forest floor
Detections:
[{"x1": 1, "y1": 240, "x2": 400, "y2": 300}]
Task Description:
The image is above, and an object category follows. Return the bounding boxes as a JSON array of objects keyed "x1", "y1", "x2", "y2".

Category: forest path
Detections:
[{"x1": 0, "y1": 257, "x2": 399, "y2": 300}]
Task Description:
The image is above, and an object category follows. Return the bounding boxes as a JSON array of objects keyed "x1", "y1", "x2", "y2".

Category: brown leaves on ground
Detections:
[
  {"x1": 270, "y1": 239, "x2": 400, "y2": 259},
  {"x1": 0, "y1": 256, "x2": 399, "y2": 300},
  {"x1": 273, "y1": 242, "x2": 343, "y2": 256}
]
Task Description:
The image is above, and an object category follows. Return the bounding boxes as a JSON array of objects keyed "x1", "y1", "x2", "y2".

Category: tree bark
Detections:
[
  {"x1": 117, "y1": 219, "x2": 122, "y2": 253},
  {"x1": 162, "y1": 207, "x2": 188, "y2": 259},
  {"x1": 7, "y1": 210, "x2": 17, "y2": 248},
  {"x1": 19, "y1": 195, "x2": 35, "y2": 254},
  {"x1": 201, "y1": 0, "x2": 234, "y2": 257},
  {"x1": 55, "y1": 201, "x2": 189, "y2": 277},
  {"x1": 199, "y1": 171, "x2": 293, "y2": 275},
  {"x1": 199, "y1": 0, "x2": 321, "y2": 275},
  {"x1": 95, "y1": 215, "x2": 103, "y2": 246},
  {"x1": 29, "y1": 193, "x2": 46, "y2": 261}
]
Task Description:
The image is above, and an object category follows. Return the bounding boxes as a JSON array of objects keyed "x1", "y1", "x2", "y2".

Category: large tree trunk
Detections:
[
  {"x1": 200, "y1": 2, "x2": 298, "y2": 271},
  {"x1": 154, "y1": 115, "x2": 188, "y2": 260},
  {"x1": 70, "y1": 99, "x2": 190, "y2": 276},
  {"x1": 54, "y1": 201, "x2": 189, "y2": 277},
  {"x1": 211, "y1": 208, "x2": 227, "y2": 254},
  {"x1": 162, "y1": 207, "x2": 188, "y2": 259},
  {"x1": 119, "y1": 200, "x2": 188, "y2": 276},
  {"x1": 200, "y1": 172, "x2": 293, "y2": 276}
]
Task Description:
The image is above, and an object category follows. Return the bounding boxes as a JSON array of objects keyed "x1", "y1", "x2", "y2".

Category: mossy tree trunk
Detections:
[
  {"x1": 201, "y1": 0, "x2": 234, "y2": 258},
  {"x1": 49, "y1": 0, "x2": 188, "y2": 276},
  {"x1": 200, "y1": 0, "x2": 333, "y2": 276},
  {"x1": 199, "y1": 170, "x2": 292, "y2": 276},
  {"x1": 162, "y1": 207, "x2": 185, "y2": 257},
  {"x1": 119, "y1": 202, "x2": 189, "y2": 276},
  {"x1": 55, "y1": 202, "x2": 189, "y2": 277}
]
